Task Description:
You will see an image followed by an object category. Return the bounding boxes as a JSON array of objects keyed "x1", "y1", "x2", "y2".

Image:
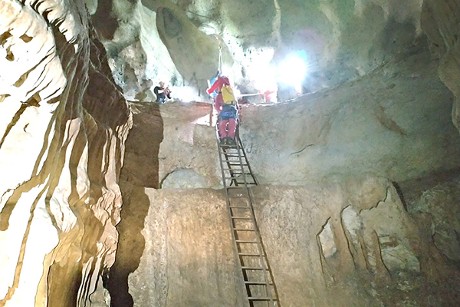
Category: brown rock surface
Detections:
[
  {"x1": 0, "y1": 1, "x2": 130, "y2": 306},
  {"x1": 1, "y1": 0, "x2": 460, "y2": 306},
  {"x1": 121, "y1": 176, "x2": 459, "y2": 306}
]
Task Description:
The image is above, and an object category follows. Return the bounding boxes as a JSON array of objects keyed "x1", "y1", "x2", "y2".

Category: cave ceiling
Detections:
[
  {"x1": 1, "y1": 0, "x2": 460, "y2": 306},
  {"x1": 88, "y1": 0, "x2": 425, "y2": 100}
]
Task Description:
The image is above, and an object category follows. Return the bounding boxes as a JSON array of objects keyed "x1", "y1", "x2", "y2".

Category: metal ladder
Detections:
[{"x1": 217, "y1": 132, "x2": 280, "y2": 307}]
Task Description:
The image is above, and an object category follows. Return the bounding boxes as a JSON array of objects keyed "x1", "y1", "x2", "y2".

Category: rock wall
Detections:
[
  {"x1": 421, "y1": 0, "x2": 460, "y2": 132},
  {"x1": 130, "y1": 47, "x2": 460, "y2": 187},
  {"x1": 124, "y1": 176, "x2": 459, "y2": 306},
  {"x1": 239, "y1": 48, "x2": 460, "y2": 184},
  {"x1": 91, "y1": 0, "x2": 460, "y2": 132},
  {"x1": 126, "y1": 186, "x2": 245, "y2": 307},
  {"x1": 92, "y1": 0, "x2": 425, "y2": 100},
  {"x1": 0, "y1": 1, "x2": 131, "y2": 306},
  {"x1": 1, "y1": 0, "x2": 460, "y2": 306},
  {"x1": 115, "y1": 94, "x2": 460, "y2": 305}
]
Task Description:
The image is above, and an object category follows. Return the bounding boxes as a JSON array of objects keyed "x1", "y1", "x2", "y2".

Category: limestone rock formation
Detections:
[
  {"x1": 126, "y1": 187, "x2": 245, "y2": 307},
  {"x1": 115, "y1": 90, "x2": 460, "y2": 305},
  {"x1": 92, "y1": 0, "x2": 460, "y2": 130},
  {"x1": 422, "y1": 0, "x2": 460, "y2": 131},
  {"x1": 0, "y1": 1, "x2": 131, "y2": 306},
  {"x1": 124, "y1": 48, "x2": 460, "y2": 188},
  {"x1": 1, "y1": 0, "x2": 460, "y2": 307},
  {"x1": 120, "y1": 175, "x2": 460, "y2": 306}
]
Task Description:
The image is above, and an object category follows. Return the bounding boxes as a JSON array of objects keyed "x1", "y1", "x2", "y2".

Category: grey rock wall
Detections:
[
  {"x1": 0, "y1": 1, "x2": 131, "y2": 306},
  {"x1": 93, "y1": 0, "x2": 424, "y2": 100},
  {"x1": 124, "y1": 176, "x2": 459, "y2": 306}
]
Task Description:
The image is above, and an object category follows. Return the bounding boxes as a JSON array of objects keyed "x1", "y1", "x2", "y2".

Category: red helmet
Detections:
[{"x1": 220, "y1": 76, "x2": 230, "y2": 85}]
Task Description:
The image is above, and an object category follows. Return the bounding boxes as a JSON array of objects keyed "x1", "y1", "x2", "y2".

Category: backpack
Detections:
[{"x1": 221, "y1": 84, "x2": 236, "y2": 104}]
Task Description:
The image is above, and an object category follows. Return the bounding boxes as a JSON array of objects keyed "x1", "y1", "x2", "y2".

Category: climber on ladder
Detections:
[
  {"x1": 207, "y1": 74, "x2": 239, "y2": 145},
  {"x1": 206, "y1": 42, "x2": 239, "y2": 145}
]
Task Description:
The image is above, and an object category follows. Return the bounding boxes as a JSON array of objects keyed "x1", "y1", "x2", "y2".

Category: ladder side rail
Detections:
[
  {"x1": 235, "y1": 133, "x2": 259, "y2": 186},
  {"x1": 217, "y1": 145, "x2": 229, "y2": 189},
  {"x1": 226, "y1": 173, "x2": 274, "y2": 303},
  {"x1": 217, "y1": 126, "x2": 238, "y2": 187},
  {"x1": 217, "y1": 124, "x2": 252, "y2": 306},
  {"x1": 246, "y1": 188, "x2": 281, "y2": 306},
  {"x1": 218, "y1": 125, "x2": 279, "y2": 306},
  {"x1": 226, "y1": 188, "x2": 252, "y2": 307},
  {"x1": 222, "y1": 147, "x2": 240, "y2": 186},
  {"x1": 239, "y1": 190, "x2": 274, "y2": 303},
  {"x1": 235, "y1": 136, "x2": 250, "y2": 188},
  {"x1": 216, "y1": 127, "x2": 228, "y2": 185},
  {"x1": 234, "y1": 140, "x2": 276, "y2": 305}
]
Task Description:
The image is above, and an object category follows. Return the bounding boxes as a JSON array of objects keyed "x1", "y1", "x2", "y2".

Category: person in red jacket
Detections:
[{"x1": 207, "y1": 75, "x2": 238, "y2": 145}]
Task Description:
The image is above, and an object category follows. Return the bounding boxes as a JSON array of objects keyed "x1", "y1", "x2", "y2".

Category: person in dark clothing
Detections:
[{"x1": 154, "y1": 81, "x2": 171, "y2": 103}]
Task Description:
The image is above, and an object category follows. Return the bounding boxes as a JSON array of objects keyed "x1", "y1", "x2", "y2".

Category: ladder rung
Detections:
[
  {"x1": 231, "y1": 216, "x2": 252, "y2": 220},
  {"x1": 226, "y1": 165, "x2": 249, "y2": 170},
  {"x1": 224, "y1": 176, "x2": 241, "y2": 180},
  {"x1": 226, "y1": 191, "x2": 248, "y2": 198},
  {"x1": 222, "y1": 171, "x2": 236, "y2": 174},
  {"x1": 238, "y1": 252, "x2": 263, "y2": 256},
  {"x1": 234, "y1": 174, "x2": 253, "y2": 178},
  {"x1": 248, "y1": 297, "x2": 276, "y2": 301},
  {"x1": 233, "y1": 229, "x2": 256, "y2": 232},
  {"x1": 236, "y1": 240, "x2": 258, "y2": 243},
  {"x1": 244, "y1": 281, "x2": 271, "y2": 285},
  {"x1": 225, "y1": 176, "x2": 246, "y2": 180},
  {"x1": 225, "y1": 166, "x2": 245, "y2": 170},
  {"x1": 241, "y1": 266, "x2": 266, "y2": 270}
]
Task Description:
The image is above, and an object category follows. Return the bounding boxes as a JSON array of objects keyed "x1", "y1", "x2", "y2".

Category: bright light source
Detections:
[
  {"x1": 252, "y1": 65, "x2": 277, "y2": 92},
  {"x1": 277, "y1": 51, "x2": 308, "y2": 93},
  {"x1": 244, "y1": 47, "x2": 278, "y2": 97}
]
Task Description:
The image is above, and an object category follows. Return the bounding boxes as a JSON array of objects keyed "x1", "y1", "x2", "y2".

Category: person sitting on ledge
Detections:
[{"x1": 154, "y1": 81, "x2": 171, "y2": 103}]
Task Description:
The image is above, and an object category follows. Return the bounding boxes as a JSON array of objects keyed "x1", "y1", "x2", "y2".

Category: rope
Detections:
[
  {"x1": 218, "y1": 44, "x2": 222, "y2": 73},
  {"x1": 210, "y1": 34, "x2": 223, "y2": 74}
]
